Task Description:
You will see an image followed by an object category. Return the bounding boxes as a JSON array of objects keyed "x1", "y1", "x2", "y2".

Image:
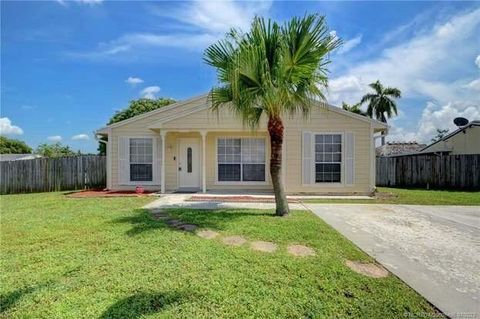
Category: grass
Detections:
[
  {"x1": 304, "y1": 187, "x2": 480, "y2": 205},
  {"x1": 0, "y1": 193, "x2": 440, "y2": 318}
]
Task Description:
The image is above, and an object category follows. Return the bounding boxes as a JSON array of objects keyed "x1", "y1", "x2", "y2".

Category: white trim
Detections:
[
  {"x1": 345, "y1": 132, "x2": 355, "y2": 186},
  {"x1": 106, "y1": 128, "x2": 112, "y2": 189},
  {"x1": 119, "y1": 136, "x2": 161, "y2": 186},
  {"x1": 302, "y1": 131, "x2": 345, "y2": 187},
  {"x1": 200, "y1": 130, "x2": 207, "y2": 193},
  {"x1": 369, "y1": 123, "x2": 375, "y2": 192},
  {"x1": 160, "y1": 131, "x2": 166, "y2": 193},
  {"x1": 214, "y1": 136, "x2": 269, "y2": 186}
]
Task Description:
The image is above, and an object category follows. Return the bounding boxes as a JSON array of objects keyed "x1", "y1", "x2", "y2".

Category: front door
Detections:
[{"x1": 178, "y1": 138, "x2": 200, "y2": 189}]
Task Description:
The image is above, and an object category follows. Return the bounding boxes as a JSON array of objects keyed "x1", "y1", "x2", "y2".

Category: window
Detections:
[
  {"x1": 217, "y1": 138, "x2": 265, "y2": 182},
  {"x1": 315, "y1": 134, "x2": 341, "y2": 183},
  {"x1": 187, "y1": 147, "x2": 192, "y2": 173},
  {"x1": 129, "y1": 138, "x2": 153, "y2": 182}
]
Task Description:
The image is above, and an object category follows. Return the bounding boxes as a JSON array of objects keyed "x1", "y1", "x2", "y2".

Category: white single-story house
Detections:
[{"x1": 96, "y1": 94, "x2": 387, "y2": 195}]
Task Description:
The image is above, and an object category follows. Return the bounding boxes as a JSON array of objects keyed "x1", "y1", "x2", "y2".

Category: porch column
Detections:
[
  {"x1": 200, "y1": 130, "x2": 207, "y2": 193},
  {"x1": 160, "y1": 131, "x2": 167, "y2": 194}
]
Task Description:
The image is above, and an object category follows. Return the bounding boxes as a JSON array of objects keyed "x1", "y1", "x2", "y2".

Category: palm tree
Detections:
[
  {"x1": 360, "y1": 80, "x2": 401, "y2": 145},
  {"x1": 204, "y1": 15, "x2": 340, "y2": 216},
  {"x1": 341, "y1": 101, "x2": 365, "y2": 116}
]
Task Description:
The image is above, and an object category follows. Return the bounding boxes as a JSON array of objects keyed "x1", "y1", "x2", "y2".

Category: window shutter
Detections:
[
  {"x1": 118, "y1": 137, "x2": 129, "y2": 184},
  {"x1": 154, "y1": 136, "x2": 162, "y2": 184},
  {"x1": 302, "y1": 132, "x2": 312, "y2": 184},
  {"x1": 345, "y1": 132, "x2": 355, "y2": 185}
]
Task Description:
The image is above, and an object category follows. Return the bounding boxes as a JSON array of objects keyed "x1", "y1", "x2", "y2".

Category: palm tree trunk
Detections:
[{"x1": 268, "y1": 115, "x2": 290, "y2": 216}]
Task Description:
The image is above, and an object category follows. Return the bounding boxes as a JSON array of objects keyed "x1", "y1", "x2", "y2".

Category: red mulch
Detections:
[
  {"x1": 65, "y1": 190, "x2": 154, "y2": 198},
  {"x1": 187, "y1": 195, "x2": 301, "y2": 203}
]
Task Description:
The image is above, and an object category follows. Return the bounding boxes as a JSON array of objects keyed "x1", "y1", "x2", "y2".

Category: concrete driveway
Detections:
[{"x1": 305, "y1": 204, "x2": 480, "y2": 318}]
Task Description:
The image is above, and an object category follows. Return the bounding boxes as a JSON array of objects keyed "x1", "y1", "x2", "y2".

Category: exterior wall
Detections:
[
  {"x1": 283, "y1": 108, "x2": 372, "y2": 194},
  {"x1": 422, "y1": 126, "x2": 480, "y2": 155},
  {"x1": 106, "y1": 99, "x2": 375, "y2": 194}
]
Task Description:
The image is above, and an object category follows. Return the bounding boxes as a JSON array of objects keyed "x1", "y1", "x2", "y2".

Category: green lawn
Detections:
[
  {"x1": 305, "y1": 187, "x2": 480, "y2": 205},
  {"x1": 1, "y1": 193, "x2": 440, "y2": 318}
]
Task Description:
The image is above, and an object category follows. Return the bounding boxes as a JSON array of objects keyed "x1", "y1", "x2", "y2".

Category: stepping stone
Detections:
[
  {"x1": 176, "y1": 224, "x2": 198, "y2": 232},
  {"x1": 287, "y1": 245, "x2": 316, "y2": 257},
  {"x1": 166, "y1": 219, "x2": 183, "y2": 227},
  {"x1": 222, "y1": 236, "x2": 247, "y2": 246},
  {"x1": 345, "y1": 260, "x2": 389, "y2": 278},
  {"x1": 151, "y1": 212, "x2": 169, "y2": 220},
  {"x1": 196, "y1": 230, "x2": 219, "y2": 239},
  {"x1": 250, "y1": 241, "x2": 277, "y2": 253}
]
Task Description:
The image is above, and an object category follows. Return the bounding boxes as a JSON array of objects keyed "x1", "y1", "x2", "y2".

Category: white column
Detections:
[
  {"x1": 200, "y1": 130, "x2": 207, "y2": 193},
  {"x1": 160, "y1": 131, "x2": 167, "y2": 194}
]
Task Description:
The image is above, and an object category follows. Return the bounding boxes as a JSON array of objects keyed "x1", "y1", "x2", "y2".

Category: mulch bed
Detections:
[
  {"x1": 187, "y1": 195, "x2": 301, "y2": 203},
  {"x1": 65, "y1": 190, "x2": 155, "y2": 198}
]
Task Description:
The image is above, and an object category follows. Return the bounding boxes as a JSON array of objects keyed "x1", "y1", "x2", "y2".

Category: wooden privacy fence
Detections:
[
  {"x1": 376, "y1": 154, "x2": 480, "y2": 189},
  {"x1": 0, "y1": 155, "x2": 106, "y2": 194}
]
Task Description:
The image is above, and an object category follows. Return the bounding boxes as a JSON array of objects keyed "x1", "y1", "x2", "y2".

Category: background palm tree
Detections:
[
  {"x1": 341, "y1": 101, "x2": 365, "y2": 116},
  {"x1": 360, "y1": 80, "x2": 401, "y2": 145},
  {"x1": 204, "y1": 15, "x2": 340, "y2": 216}
]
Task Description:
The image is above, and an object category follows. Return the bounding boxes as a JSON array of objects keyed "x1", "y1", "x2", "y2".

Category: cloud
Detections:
[
  {"x1": 0, "y1": 117, "x2": 23, "y2": 135},
  {"x1": 57, "y1": 0, "x2": 103, "y2": 6},
  {"x1": 68, "y1": 0, "x2": 271, "y2": 59},
  {"x1": 125, "y1": 76, "x2": 144, "y2": 86},
  {"x1": 328, "y1": 8, "x2": 480, "y2": 106},
  {"x1": 140, "y1": 86, "x2": 160, "y2": 99},
  {"x1": 476, "y1": 55, "x2": 480, "y2": 68},
  {"x1": 337, "y1": 34, "x2": 362, "y2": 55},
  {"x1": 71, "y1": 134, "x2": 90, "y2": 141},
  {"x1": 464, "y1": 79, "x2": 480, "y2": 91},
  {"x1": 47, "y1": 135, "x2": 62, "y2": 142}
]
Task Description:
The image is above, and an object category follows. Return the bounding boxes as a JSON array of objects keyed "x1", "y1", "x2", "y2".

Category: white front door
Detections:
[{"x1": 178, "y1": 138, "x2": 200, "y2": 188}]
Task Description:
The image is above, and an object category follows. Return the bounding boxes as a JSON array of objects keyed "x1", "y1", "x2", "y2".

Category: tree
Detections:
[
  {"x1": 204, "y1": 15, "x2": 340, "y2": 216},
  {"x1": 35, "y1": 142, "x2": 76, "y2": 157},
  {"x1": 341, "y1": 101, "x2": 365, "y2": 116},
  {"x1": 98, "y1": 98, "x2": 176, "y2": 154},
  {"x1": 0, "y1": 136, "x2": 32, "y2": 154},
  {"x1": 431, "y1": 128, "x2": 449, "y2": 143},
  {"x1": 360, "y1": 80, "x2": 401, "y2": 145}
]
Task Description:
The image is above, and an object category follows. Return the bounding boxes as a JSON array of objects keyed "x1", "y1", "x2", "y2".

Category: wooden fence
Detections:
[
  {"x1": 376, "y1": 154, "x2": 480, "y2": 189},
  {"x1": 0, "y1": 155, "x2": 106, "y2": 194}
]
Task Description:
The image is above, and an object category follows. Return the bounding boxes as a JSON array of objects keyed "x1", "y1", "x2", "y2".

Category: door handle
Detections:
[{"x1": 178, "y1": 167, "x2": 182, "y2": 171}]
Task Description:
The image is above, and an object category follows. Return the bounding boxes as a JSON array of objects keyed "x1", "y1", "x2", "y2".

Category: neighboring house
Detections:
[
  {"x1": 0, "y1": 154, "x2": 42, "y2": 161},
  {"x1": 376, "y1": 142, "x2": 426, "y2": 157},
  {"x1": 419, "y1": 120, "x2": 480, "y2": 155},
  {"x1": 96, "y1": 94, "x2": 387, "y2": 195}
]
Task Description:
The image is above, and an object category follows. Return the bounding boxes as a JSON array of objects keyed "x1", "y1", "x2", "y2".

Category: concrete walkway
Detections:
[
  {"x1": 143, "y1": 193, "x2": 308, "y2": 210},
  {"x1": 305, "y1": 203, "x2": 480, "y2": 318}
]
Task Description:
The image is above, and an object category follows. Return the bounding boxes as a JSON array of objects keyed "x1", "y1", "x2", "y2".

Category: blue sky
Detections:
[{"x1": 1, "y1": 0, "x2": 479, "y2": 153}]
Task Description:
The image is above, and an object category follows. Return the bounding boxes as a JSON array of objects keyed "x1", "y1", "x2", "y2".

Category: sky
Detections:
[{"x1": 1, "y1": 0, "x2": 479, "y2": 153}]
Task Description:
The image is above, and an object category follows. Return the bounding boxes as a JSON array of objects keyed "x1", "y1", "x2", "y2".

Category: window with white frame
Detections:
[
  {"x1": 129, "y1": 138, "x2": 153, "y2": 182},
  {"x1": 315, "y1": 134, "x2": 342, "y2": 183},
  {"x1": 217, "y1": 138, "x2": 265, "y2": 182}
]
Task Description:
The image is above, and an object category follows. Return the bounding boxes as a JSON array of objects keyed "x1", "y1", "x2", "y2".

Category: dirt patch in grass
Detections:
[
  {"x1": 196, "y1": 230, "x2": 219, "y2": 239},
  {"x1": 346, "y1": 260, "x2": 389, "y2": 278},
  {"x1": 250, "y1": 241, "x2": 277, "y2": 253},
  {"x1": 222, "y1": 235, "x2": 247, "y2": 246},
  {"x1": 66, "y1": 190, "x2": 154, "y2": 198},
  {"x1": 287, "y1": 245, "x2": 316, "y2": 257}
]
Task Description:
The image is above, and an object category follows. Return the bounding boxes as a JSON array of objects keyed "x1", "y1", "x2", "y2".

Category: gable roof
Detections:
[
  {"x1": 419, "y1": 120, "x2": 480, "y2": 153},
  {"x1": 96, "y1": 92, "x2": 388, "y2": 134}
]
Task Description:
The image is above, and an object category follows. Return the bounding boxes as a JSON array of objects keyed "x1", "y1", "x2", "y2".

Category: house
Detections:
[
  {"x1": 96, "y1": 94, "x2": 387, "y2": 195},
  {"x1": 419, "y1": 120, "x2": 480, "y2": 155},
  {"x1": 0, "y1": 154, "x2": 42, "y2": 161},
  {"x1": 376, "y1": 142, "x2": 426, "y2": 157}
]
